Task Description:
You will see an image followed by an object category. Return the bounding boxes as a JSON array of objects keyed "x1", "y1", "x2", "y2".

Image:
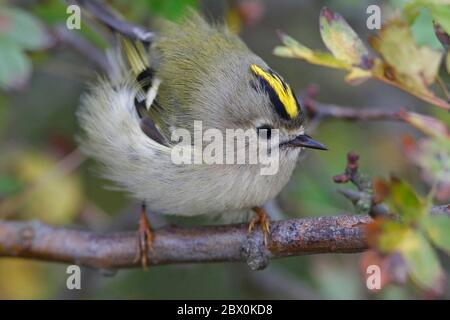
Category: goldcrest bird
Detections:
[{"x1": 78, "y1": 11, "x2": 326, "y2": 267}]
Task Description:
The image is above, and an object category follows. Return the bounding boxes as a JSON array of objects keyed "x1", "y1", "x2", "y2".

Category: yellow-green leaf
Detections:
[
  {"x1": 0, "y1": 260, "x2": 56, "y2": 299},
  {"x1": 274, "y1": 32, "x2": 350, "y2": 69},
  {"x1": 377, "y1": 220, "x2": 411, "y2": 252},
  {"x1": 387, "y1": 177, "x2": 427, "y2": 223},
  {"x1": 274, "y1": 31, "x2": 373, "y2": 85},
  {"x1": 13, "y1": 151, "x2": 83, "y2": 225},
  {"x1": 345, "y1": 67, "x2": 373, "y2": 85},
  {"x1": 400, "y1": 230, "x2": 444, "y2": 290},
  {"x1": 369, "y1": 20, "x2": 442, "y2": 94},
  {"x1": 319, "y1": 7, "x2": 371, "y2": 68},
  {"x1": 420, "y1": 47, "x2": 444, "y2": 84},
  {"x1": 422, "y1": 215, "x2": 450, "y2": 254},
  {"x1": 374, "y1": 219, "x2": 444, "y2": 291}
]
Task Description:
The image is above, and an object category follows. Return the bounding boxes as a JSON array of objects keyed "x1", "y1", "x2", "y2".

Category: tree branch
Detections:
[
  {"x1": 1, "y1": 205, "x2": 448, "y2": 270},
  {"x1": 0, "y1": 215, "x2": 368, "y2": 270}
]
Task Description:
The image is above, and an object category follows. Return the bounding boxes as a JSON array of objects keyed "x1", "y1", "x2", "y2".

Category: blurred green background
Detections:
[{"x1": 0, "y1": 0, "x2": 449, "y2": 299}]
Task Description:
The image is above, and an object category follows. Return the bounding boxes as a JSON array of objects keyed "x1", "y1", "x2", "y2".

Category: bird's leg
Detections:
[
  {"x1": 134, "y1": 202, "x2": 155, "y2": 269},
  {"x1": 248, "y1": 206, "x2": 271, "y2": 245}
]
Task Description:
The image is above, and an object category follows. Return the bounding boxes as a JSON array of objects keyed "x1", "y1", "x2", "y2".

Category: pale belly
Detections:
[{"x1": 140, "y1": 148, "x2": 301, "y2": 218}]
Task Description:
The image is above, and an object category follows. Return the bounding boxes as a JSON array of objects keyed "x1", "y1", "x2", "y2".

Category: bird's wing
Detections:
[{"x1": 119, "y1": 37, "x2": 169, "y2": 146}]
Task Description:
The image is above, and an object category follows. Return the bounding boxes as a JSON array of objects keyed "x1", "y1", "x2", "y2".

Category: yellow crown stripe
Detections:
[{"x1": 250, "y1": 64, "x2": 298, "y2": 119}]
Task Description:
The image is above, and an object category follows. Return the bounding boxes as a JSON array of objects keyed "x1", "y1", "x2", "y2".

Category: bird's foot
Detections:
[
  {"x1": 134, "y1": 203, "x2": 156, "y2": 269},
  {"x1": 248, "y1": 207, "x2": 271, "y2": 246}
]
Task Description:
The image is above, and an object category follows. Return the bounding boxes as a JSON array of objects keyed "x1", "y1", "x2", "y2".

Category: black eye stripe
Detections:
[{"x1": 254, "y1": 77, "x2": 291, "y2": 120}]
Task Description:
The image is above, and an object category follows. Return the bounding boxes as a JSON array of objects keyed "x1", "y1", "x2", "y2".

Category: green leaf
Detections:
[
  {"x1": 147, "y1": 0, "x2": 198, "y2": 20},
  {"x1": 410, "y1": 9, "x2": 443, "y2": 49},
  {"x1": 31, "y1": 0, "x2": 68, "y2": 25},
  {"x1": 319, "y1": 7, "x2": 371, "y2": 68},
  {"x1": 400, "y1": 230, "x2": 444, "y2": 290},
  {"x1": 422, "y1": 215, "x2": 450, "y2": 254},
  {"x1": 403, "y1": 0, "x2": 450, "y2": 36},
  {"x1": 0, "y1": 38, "x2": 31, "y2": 90},
  {"x1": 0, "y1": 6, "x2": 51, "y2": 50},
  {"x1": 387, "y1": 177, "x2": 427, "y2": 223}
]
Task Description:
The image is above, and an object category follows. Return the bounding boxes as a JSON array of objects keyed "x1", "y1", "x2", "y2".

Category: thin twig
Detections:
[
  {"x1": 67, "y1": 0, "x2": 154, "y2": 43},
  {"x1": 300, "y1": 85, "x2": 406, "y2": 123},
  {"x1": 308, "y1": 101, "x2": 402, "y2": 121},
  {"x1": 52, "y1": 25, "x2": 110, "y2": 72}
]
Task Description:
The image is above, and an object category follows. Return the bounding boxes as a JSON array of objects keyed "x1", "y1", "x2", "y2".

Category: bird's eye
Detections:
[{"x1": 256, "y1": 125, "x2": 273, "y2": 139}]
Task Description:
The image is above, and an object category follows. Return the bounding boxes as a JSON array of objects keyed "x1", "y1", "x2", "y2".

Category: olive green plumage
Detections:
[
  {"x1": 148, "y1": 12, "x2": 301, "y2": 140},
  {"x1": 77, "y1": 11, "x2": 325, "y2": 221}
]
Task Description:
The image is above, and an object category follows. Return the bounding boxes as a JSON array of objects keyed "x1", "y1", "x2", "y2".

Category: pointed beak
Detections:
[{"x1": 286, "y1": 134, "x2": 328, "y2": 150}]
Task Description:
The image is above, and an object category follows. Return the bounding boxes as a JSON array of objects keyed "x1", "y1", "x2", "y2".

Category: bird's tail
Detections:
[{"x1": 77, "y1": 39, "x2": 170, "y2": 196}]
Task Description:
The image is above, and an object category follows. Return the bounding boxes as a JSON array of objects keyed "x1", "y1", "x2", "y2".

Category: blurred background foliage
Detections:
[{"x1": 0, "y1": 0, "x2": 449, "y2": 299}]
